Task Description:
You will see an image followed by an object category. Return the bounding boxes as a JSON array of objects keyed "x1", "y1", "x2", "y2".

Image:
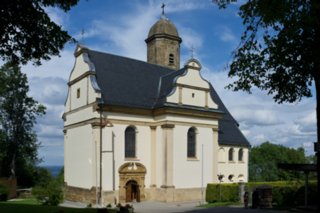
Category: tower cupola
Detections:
[{"x1": 145, "y1": 7, "x2": 182, "y2": 70}]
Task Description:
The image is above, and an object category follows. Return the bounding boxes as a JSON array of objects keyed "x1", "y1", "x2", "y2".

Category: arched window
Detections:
[
  {"x1": 187, "y1": 128, "x2": 196, "y2": 158},
  {"x1": 169, "y1": 54, "x2": 174, "y2": 65},
  {"x1": 218, "y1": 148, "x2": 225, "y2": 162},
  {"x1": 238, "y1": 148, "x2": 243, "y2": 161},
  {"x1": 125, "y1": 126, "x2": 136, "y2": 158},
  {"x1": 228, "y1": 148, "x2": 234, "y2": 161}
]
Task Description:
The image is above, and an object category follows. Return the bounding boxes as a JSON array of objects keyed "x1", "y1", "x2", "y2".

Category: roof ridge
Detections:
[{"x1": 88, "y1": 48, "x2": 176, "y2": 72}]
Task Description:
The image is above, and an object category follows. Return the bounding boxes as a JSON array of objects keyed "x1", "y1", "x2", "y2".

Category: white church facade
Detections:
[{"x1": 63, "y1": 14, "x2": 250, "y2": 204}]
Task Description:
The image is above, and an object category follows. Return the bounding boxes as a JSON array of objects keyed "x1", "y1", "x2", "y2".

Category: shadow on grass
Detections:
[
  {"x1": 0, "y1": 202, "x2": 117, "y2": 213},
  {"x1": 198, "y1": 202, "x2": 241, "y2": 208}
]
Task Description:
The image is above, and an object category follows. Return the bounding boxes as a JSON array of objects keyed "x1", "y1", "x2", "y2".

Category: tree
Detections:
[
  {"x1": 249, "y1": 142, "x2": 308, "y2": 181},
  {"x1": 0, "y1": 0, "x2": 79, "y2": 65},
  {"x1": 0, "y1": 63, "x2": 46, "y2": 183},
  {"x1": 214, "y1": 0, "x2": 320, "y2": 205},
  {"x1": 32, "y1": 167, "x2": 64, "y2": 206}
]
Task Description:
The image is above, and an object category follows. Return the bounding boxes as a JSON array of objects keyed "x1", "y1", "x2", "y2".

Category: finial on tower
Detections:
[
  {"x1": 161, "y1": 3, "x2": 165, "y2": 15},
  {"x1": 189, "y1": 45, "x2": 195, "y2": 59},
  {"x1": 81, "y1": 29, "x2": 85, "y2": 41},
  {"x1": 78, "y1": 28, "x2": 86, "y2": 45},
  {"x1": 161, "y1": 3, "x2": 168, "y2": 19}
]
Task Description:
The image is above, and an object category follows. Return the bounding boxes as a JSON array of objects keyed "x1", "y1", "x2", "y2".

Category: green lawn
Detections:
[
  {"x1": 198, "y1": 201, "x2": 241, "y2": 208},
  {"x1": 0, "y1": 201, "x2": 117, "y2": 213},
  {"x1": 7, "y1": 198, "x2": 40, "y2": 205}
]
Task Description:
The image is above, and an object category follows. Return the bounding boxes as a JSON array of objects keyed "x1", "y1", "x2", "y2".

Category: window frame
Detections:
[
  {"x1": 238, "y1": 148, "x2": 244, "y2": 162},
  {"x1": 169, "y1": 53, "x2": 174, "y2": 65},
  {"x1": 187, "y1": 127, "x2": 197, "y2": 158},
  {"x1": 228, "y1": 148, "x2": 234, "y2": 162},
  {"x1": 76, "y1": 88, "x2": 80, "y2": 98},
  {"x1": 125, "y1": 126, "x2": 136, "y2": 158}
]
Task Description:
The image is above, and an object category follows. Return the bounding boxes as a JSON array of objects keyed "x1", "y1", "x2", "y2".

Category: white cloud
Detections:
[
  {"x1": 165, "y1": 0, "x2": 208, "y2": 13},
  {"x1": 22, "y1": 49, "x2": 74, "y2": 79},
  {"x1": 215, "y1": 25, "x2": 237, "y2": 44},
  {"x1": 29, "y1": 77, "x2": 68, "y2": 105},
  {"x1": 203, "y1": 66, "x2": 317, "y2": 155},
  {"x1": 234, "y1": 109, "x2": 281, "y2": 126},
  {"x1": 45, "y1": 7, "x2": 70, "y2": 28},
  {"x1": 179, "y1": 27, "x2": 203, "y2": 52}
]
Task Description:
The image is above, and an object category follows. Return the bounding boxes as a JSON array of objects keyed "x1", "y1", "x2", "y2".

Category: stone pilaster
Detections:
[
  {"x1": 161, "y1": 124, "x2": 175, "y2": 189},
  {"x1": 212, "y1": 127, "x2": 219, "y2": 182},
  {"x1": 150, "y1": 126, "x2": 157, "y2": 187}
]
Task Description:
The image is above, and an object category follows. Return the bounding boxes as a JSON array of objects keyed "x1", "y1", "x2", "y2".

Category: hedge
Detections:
[
  {"x1": 206, "y1": 183, "x2": 239, "y2": 203},
  {"x1": 246, "y1": 181, "x2": 317, "y2": 207},
  {"x1": 206, "y1": 181, "x2": 318, "y2": 207}
]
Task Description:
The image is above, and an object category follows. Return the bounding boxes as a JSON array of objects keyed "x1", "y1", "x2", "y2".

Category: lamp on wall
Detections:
[{"x1": 217, "y1": 174, "x2": 224, "y2": 202}]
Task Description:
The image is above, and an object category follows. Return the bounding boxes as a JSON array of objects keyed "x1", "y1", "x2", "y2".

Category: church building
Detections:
[{"x1": 63, "y1": 12, "x2": 250, "y2": 205}]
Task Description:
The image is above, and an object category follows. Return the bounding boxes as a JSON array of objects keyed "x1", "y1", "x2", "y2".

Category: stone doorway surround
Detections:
[{"x1": 119, "y1": 162, "x2": 146, "y2": 203}]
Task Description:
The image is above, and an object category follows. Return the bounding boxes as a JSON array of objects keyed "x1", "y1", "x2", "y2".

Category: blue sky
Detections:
[{"x1": 18, "y1": 0, "x2": 316, "y2": 165}]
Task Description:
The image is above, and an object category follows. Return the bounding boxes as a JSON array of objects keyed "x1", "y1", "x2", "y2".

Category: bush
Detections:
[
  {"x1": 0, "y1": 184, "x2": 9, "y2": 201},
  {"x1": 205, "y1": 181, "x2": 318, "y2": 207},
  {"x1": 245, "y1": 181, "x2": 318, "y2": 207},
  {"x1": 32, "y1": 180, "x2": 63, "y2": 206},
  {"x1": 206, "y1": 183, "x2": 239, "y2": 203}
]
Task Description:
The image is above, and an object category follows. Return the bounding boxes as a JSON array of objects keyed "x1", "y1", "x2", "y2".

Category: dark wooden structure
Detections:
[{"x1": 278, "y1": 163, "x2": 317, "y2": 207}]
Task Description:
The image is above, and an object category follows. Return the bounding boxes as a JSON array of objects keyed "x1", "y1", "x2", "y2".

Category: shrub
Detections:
[
  {"x1": 206, "y1": 183, "x2": 239, "y2": 203},
  {"x1": 0, "y1": 184, "x2": 9, "y2": 201},
  {"x1": 245, "y1": 181, "x2": 318, "y2": 207},
  {"x1": 205, "y1": 181, "x2": 318, "y2": 207},
  {"x1": 32, "y1": 179, "x2": 63, "y2": 206}
]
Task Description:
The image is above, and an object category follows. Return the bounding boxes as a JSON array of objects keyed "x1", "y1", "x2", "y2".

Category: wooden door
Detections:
[{"x1": 126, "y1": 182, "x2": 132, "y2": 202}]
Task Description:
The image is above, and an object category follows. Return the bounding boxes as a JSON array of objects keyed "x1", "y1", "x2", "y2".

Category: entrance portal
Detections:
[
  {"x1": 125, "y1": 180, "x2": 140, "y2": 202},
  {"x1": 118, "y1": 162, "x2": 146, "y2": 203}
]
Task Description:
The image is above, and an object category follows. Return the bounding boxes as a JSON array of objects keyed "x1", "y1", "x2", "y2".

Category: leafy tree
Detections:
[
  {"x1": 249, "y1": 142, "x2": 308, "y2": 181},
  {"x1": 0, "y1": 63, "x2": 46, "y2": 184},
  {"x1": 0, "y1": 0, "x2": 79, "y2": 65},
  {"x1": 214, "y1": 0, "x2": 320, "y2": 203},
  {"x1": 32, "y1": 167, "x2": 64, "y2": 206}
]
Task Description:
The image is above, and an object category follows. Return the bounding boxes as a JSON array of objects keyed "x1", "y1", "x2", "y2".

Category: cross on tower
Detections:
[{"x1": 161, "y1": 3, "x2": 165, "y2": 16}]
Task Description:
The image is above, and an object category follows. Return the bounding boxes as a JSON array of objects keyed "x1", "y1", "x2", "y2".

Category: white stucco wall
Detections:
[
  {"x1": 217, "y1": 146, "x2": 249, "y2": 183},
  {"x1": 64, "y1": 106, "x2": 99, "y2": 126},
  {"x1": 100, "y1": 124, "x2": 152, "y2": 191},
  {"x1": 173, "y1": 126, "x2": 214, "y2": 188},
  {"x1": 64, "y1": 48, "x2": 100, "y2": 113},
  {"x1": 65, "y1": 125, "x2": 96, "y2": 189},
  {"x1": 70, "y1": 52, "x2": 92, "y2": 81},
  {"x1": 166, "y1": 64, "x2": 218, "y2": 109}
]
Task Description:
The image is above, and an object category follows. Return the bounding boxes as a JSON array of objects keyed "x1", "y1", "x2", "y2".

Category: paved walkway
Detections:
[
  {"x1": 61, "y1": 200, "x2": 290, "y2": 213},
  {"x1": 131, "y1": 201, "x2": 287, "y2": 213}
]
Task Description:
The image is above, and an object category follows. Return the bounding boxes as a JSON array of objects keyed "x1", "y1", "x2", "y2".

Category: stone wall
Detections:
[
  {"x1": 65, "y1": 184, "x2": 205, "y2": 204},
  {"x1": 145, "y1": 187, "x2": 205, "y2": 203},
  {"x1": 0, "y1": 177, "x2": 17, "y2": 199},
  {"x1": 65, "y1": 184, "x2": 118, "y2": 205},
  {"x1": 64, "y1": 184, "x2": 97, "y2": 204}
]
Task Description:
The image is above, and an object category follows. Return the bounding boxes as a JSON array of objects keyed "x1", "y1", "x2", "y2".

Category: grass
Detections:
[
  {"x1": 0, "y1": 201, "x2": 118, "y2": 213},
  {"x1": 7, "y1": 198, "x2": 40, "y2": 205},
  {"x1": 198, "y1": 201, "x2": 241, "y2": 208}
]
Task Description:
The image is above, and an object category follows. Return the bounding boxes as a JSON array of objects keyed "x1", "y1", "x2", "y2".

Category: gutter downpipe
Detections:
[{"x1": 97, "y1": 97, "x2": 104, "y2": 206}]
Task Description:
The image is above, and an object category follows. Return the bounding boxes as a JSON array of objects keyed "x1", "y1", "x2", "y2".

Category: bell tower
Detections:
[{"x1": 145, "y1": 5, "x2": 182, "y2": 70}]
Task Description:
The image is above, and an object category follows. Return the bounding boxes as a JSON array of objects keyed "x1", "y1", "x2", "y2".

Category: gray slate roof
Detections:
[{"x1": 87, "y1": 49, "x2": 250, "y2": 147}]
